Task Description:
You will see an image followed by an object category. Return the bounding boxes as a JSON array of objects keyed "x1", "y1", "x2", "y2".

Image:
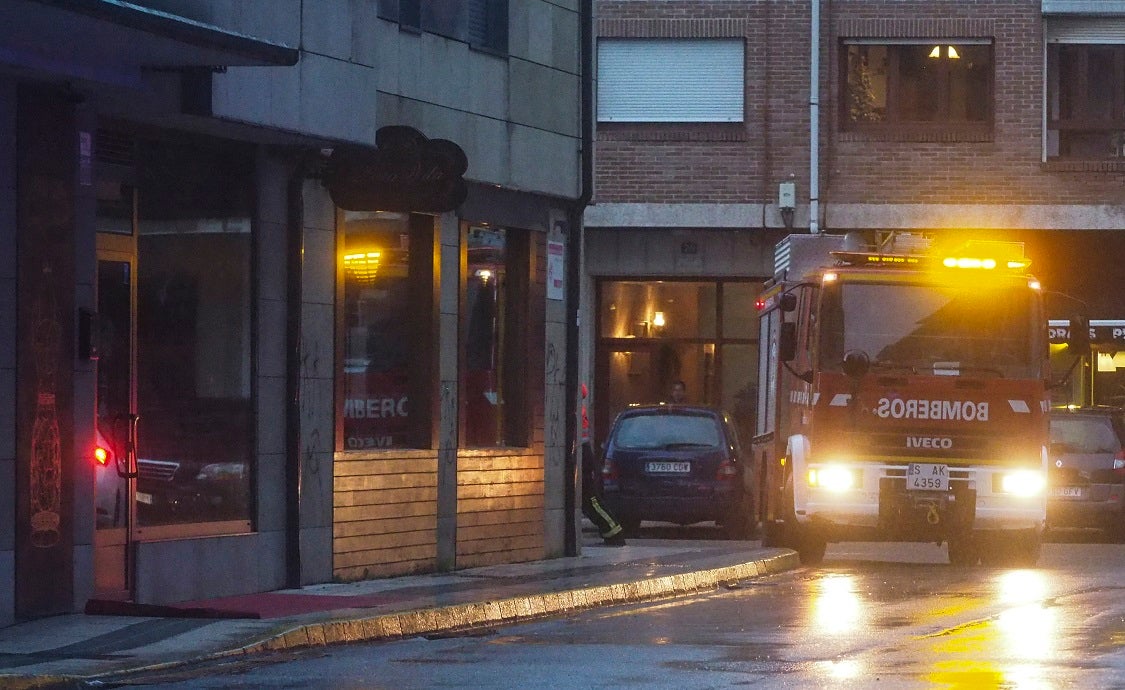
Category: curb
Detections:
[
  {"x1": 242, "y1": 550, "x2": 799, "y2": 656},
  {"x1": 4, "y1": 550, "x2": 799, "y2": 688}
]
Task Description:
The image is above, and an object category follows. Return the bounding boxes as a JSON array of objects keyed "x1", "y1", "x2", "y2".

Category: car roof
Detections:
[{"x1": 617, "y1": 403, "x2": 724, "y2": 415}]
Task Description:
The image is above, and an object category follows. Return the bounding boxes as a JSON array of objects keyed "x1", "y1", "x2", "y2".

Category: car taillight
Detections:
[
  {"x1": 94, "y1": 445, "x2": 111, "y2": 467},
  {"x1": 1114, "y1": 450, "x2": 1125, "y2": 476},
  {"x1": 602, "y1": 457, "x2": 619, "y2": 491},
  {"x1": 716, "y1": 459, "x2": 738, "y2": 481},
  {"x1": 602, "y1": 458, "x2": 619, "y2": 481}
]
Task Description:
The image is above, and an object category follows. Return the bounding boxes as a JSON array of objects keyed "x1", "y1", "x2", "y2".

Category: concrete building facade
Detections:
[{"x1": 0, "y1": 0, "x2": 590, "y2": 624}]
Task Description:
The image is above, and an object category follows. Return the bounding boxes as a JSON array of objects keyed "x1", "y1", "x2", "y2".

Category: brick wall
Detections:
[{"x1": 595, "y1": 0, "x2": 1125, "y2": 212}]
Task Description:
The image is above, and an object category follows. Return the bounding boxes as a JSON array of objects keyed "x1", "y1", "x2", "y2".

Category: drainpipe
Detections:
[
  {"x1": 809, "y1": 0, "x2": 821, "y2": 234},
  {"x1": 565, "y1": 0, "x2": 594, "y2": 557}
]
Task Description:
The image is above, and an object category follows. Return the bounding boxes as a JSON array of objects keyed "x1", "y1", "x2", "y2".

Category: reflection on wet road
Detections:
[{"x1": 148, "y1": 540, "x2": 1125, "y2": 689}]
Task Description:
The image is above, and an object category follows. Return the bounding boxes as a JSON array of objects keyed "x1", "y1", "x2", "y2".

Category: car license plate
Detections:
[
  {"x1": 906, "y1": 463, "x2": 948, "y2": 491},
  {"x1": 646, "y1": 461, "x2": 690, "y2": 474},
  {"x1": 1050, "y1": 486, "x2": 1083, "y2": 498},
  {"x1": 136, "y1": 491, "x2": 154, "y2": 505}
]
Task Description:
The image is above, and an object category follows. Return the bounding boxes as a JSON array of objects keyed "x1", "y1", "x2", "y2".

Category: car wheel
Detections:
[{"x1": 618, "y1": 515, "x2": 641, "y2": 537}]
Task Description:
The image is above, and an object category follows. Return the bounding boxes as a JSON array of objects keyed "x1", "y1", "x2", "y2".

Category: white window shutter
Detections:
[
  {"x1": 1046, "y1": 17, "x2": 1125, "y2": 43},
  {"x1": 597, "y1": 39, "x2": 745, "y2": 123}
]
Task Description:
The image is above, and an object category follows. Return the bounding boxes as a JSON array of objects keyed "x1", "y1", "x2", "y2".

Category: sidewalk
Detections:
[{"x1": 0, "y1": 535, "x2": 799, "y2": 689}]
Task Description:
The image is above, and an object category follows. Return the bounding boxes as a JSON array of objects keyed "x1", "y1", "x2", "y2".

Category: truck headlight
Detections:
[
  {"x1": 998, "y1": 470, "x2": 1045, "y2": 497},
  {"x1": 808, "y1": 465, "x2": 857, "y2": 493}
]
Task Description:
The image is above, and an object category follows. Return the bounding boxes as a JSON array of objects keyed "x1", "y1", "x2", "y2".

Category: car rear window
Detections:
[
  {"x1": 612, "y1": 413, "x2": 723, "y2": 450},
  {"x1": 1050, "y1": 415, "x2": 1123, "y2": 454}
]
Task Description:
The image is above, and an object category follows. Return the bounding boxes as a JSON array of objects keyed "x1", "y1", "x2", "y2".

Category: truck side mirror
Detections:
[
  {"x1": 779, "y1": 322, "x2": 797, "y2": 362},
  {"x1": 780, "y1": 293, "x2": 797, "y2": 313},
  {"x1": 842, "y1": 350, "x2": 871, "y2": 379},
  {"x1": 1067, "y1": 314, "x2": 1090, "y2": 355}
]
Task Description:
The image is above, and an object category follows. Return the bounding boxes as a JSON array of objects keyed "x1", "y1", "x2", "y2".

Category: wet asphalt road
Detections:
[{"x1": 126, "y1": 532, "x2": 1125, "y2": 689}]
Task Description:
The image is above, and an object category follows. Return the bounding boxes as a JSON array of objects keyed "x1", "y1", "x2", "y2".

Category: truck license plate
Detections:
[
  {"x1": 646, "y1": 461, "x2": 690, "y2": 473},
  {"x1": 907, "y1": 463, "x2": 949, "y2": 491}
]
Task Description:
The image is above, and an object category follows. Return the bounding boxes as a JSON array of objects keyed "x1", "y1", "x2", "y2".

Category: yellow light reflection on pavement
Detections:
[
  {"x1": 812, "y1": 574, "x2": 862, "y2": 635},
  {"x1": 922, "y1": 569, "x2": 1056, "y2": 688}
]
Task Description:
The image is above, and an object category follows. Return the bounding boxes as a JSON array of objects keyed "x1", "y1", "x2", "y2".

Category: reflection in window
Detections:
[
  {"x1": 135, "y1": 138, "x2": 253, "y2": 528},
  {"x1": 342, "y1": 212, "x2": 414, "y2": 450},
  {"x1": 463, "y1": 226, "x2": 528, "y2": 447},
  {"x1": 842, "y1": 41, "x2": 992, "y2": 128}
]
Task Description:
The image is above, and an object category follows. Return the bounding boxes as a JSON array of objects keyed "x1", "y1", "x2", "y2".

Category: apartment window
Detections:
[
  {"x1": 597, "y1": 39, "x2": 745, "y2": 123},
  {"x1": 341, "y1": 213, "x2": 436, "y2": 450},
  {"x1": 462, "y1": 226, "x2": 529, "y2": 447},
  {"x1": 378, "y1": 0, "x2": 508, "y2": 53},
  {"x1": 841, "y1": 40, "x2": 992, "y2": 131},
  {"x1": 1047, "y1": 44, "x2": 1125, "y2": 159}
]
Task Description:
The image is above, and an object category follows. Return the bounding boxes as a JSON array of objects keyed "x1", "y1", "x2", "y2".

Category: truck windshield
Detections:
[{"x1": 818, "y1": 282, "x2": 1039, "y2": 378}]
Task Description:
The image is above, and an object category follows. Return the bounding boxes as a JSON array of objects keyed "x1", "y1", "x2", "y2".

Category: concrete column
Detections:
[{"x1": 436, "y1": 212, "x2": 460, "y2": 570}]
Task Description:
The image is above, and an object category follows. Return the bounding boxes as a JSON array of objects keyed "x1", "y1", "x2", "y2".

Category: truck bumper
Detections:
[{"x1": 795, "y1": 467, "x2": 1046, "y2": 537}]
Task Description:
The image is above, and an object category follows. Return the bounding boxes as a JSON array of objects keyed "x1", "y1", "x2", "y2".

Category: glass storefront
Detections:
[
  {"x1": 134, "y1": 138, "x2": 255, "y2": 531},
  {"x1": 342, "y1": 212, "x2": 415, "y2": 450},
  {"x1": 596, "y1": 279, "x2": 763, "y2": 445}
]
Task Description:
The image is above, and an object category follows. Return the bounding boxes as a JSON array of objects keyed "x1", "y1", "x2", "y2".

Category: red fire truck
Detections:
[{"x1": 753, "y1": 232, "x2": 1061, "y2": 566}]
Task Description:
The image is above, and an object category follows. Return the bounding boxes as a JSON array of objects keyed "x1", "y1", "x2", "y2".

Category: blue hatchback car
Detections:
[{"x1": 600, "y1": 404, "x2": 755, "y2": 539}]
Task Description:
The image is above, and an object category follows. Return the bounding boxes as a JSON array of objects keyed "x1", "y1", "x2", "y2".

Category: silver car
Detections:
[{"x1": 1047, "y1": 407, "x2": 1125, "y2": 541}]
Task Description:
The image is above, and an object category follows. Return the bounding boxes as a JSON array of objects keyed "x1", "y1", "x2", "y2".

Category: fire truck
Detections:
[{"x1": 752, "y1": 232, "x2": 1064, "y2": 566}]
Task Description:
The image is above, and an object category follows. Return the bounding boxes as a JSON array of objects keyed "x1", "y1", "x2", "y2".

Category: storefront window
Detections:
[
  {"x1": 463, "y1": 226, "x2": 529, "y2": 447},
  {"x1": 341, "y1": 212, "x2": 435, "y2": 450},
  {"x1": 135, "y1": 138, "x2": 254, "y2": 530},
  {"x1": 596, "y1": 279, "x2": 763, "y2": 445}
]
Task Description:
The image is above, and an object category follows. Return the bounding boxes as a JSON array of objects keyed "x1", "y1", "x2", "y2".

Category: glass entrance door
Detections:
[{"x1": 93, "y1": 244, "x2": 136, "y2": 599}]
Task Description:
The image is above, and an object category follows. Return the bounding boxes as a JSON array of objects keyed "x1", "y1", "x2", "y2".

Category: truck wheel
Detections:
[
  {"x1": 947, "y1": 535, "x2": 980, "y2": 566},
  {"x1": 1009, "y1": 530, "x2": 1041, "y2": 567},
  {"x1": 780, "y1": 474, "x2": 825, "y2": 565},
  {"x1": 795, "y1": 530, "x2": 827, "y2": 566}
]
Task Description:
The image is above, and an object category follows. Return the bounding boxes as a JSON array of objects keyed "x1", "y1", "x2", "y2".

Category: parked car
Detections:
[
  {"x1": 600, "y1": 404, "x2": 755, "y2": 539},
  {"x1": 1047, "y1": 406, "x2": 1125, "y2": 541}
]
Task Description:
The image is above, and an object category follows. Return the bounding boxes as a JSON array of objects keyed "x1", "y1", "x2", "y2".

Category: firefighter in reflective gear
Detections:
[{"x1": 581, "y1": 384, "x2": 625, "y2": 546}]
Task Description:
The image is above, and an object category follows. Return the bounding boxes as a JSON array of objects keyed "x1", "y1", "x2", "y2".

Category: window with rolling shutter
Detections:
[
  {"x1": 1044, "y1": 18, "x2": 1125, "y2": 159},
  {"x1": 597, "y1": 39, "x2": 745, "y2": 123}
]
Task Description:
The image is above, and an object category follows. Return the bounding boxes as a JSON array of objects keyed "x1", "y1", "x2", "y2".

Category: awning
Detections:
[{"x1": 0, "y1": 0, "x2": 298, "y2": 88}]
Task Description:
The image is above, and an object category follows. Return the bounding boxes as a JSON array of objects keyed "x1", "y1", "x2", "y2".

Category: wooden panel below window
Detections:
[
  {"x1": 332, "y1": 454, "x2": 439, "y2": 580},
  {"x1": 456, "y1": 453, "x2": 546, "y2": 567}
]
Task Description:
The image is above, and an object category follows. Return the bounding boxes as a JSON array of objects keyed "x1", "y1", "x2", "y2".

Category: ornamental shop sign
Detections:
[{"x1": 325, "y1": 126, "x2": 468, "y2": 213}]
